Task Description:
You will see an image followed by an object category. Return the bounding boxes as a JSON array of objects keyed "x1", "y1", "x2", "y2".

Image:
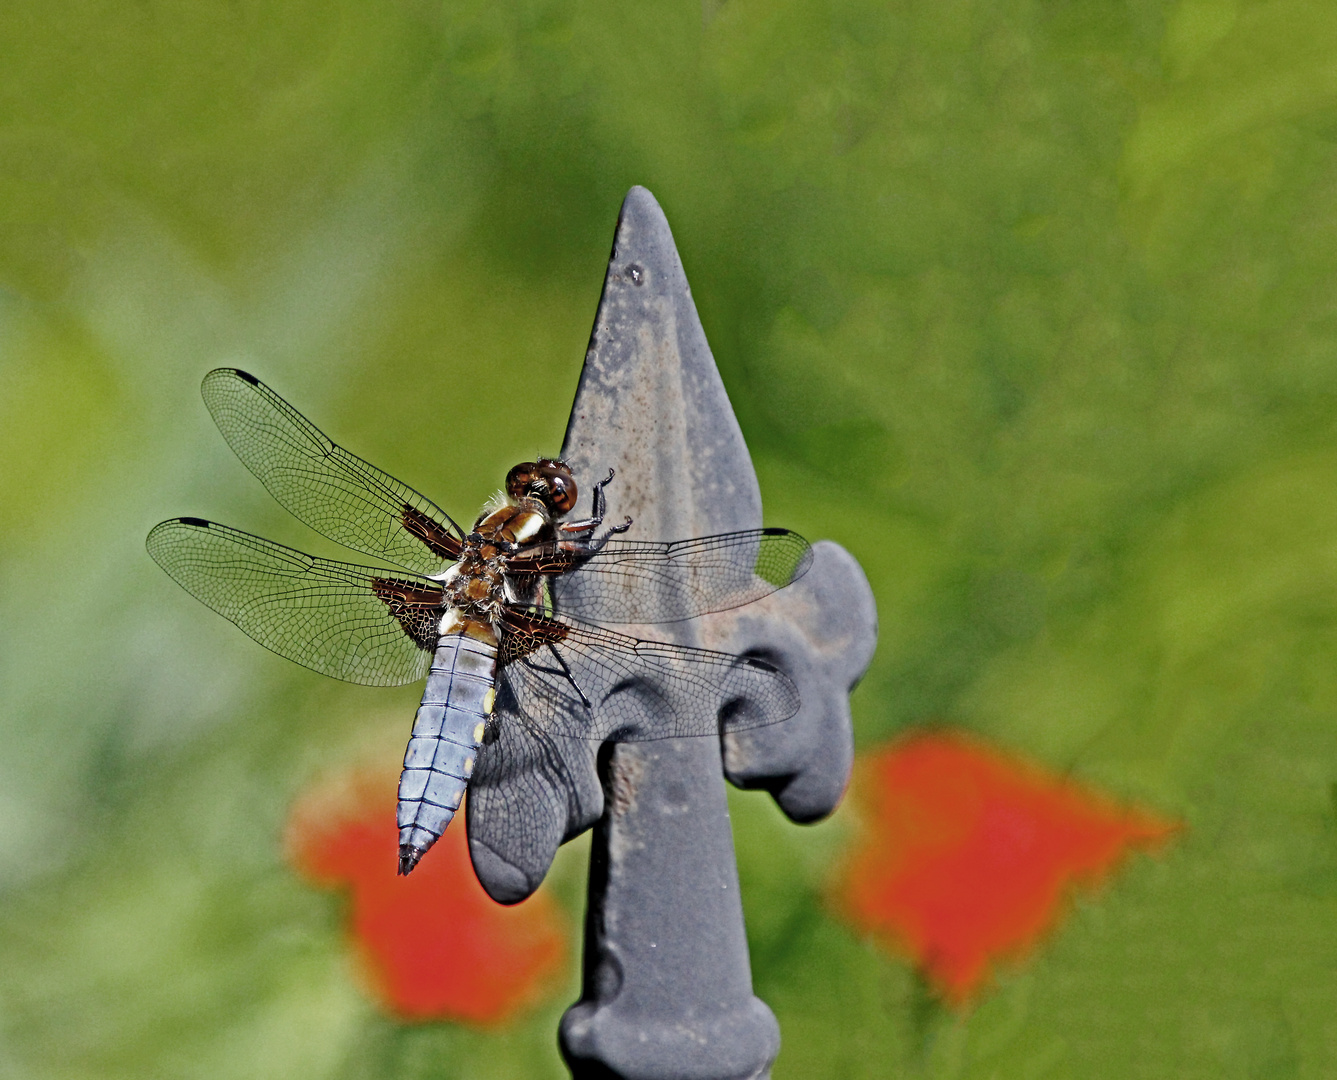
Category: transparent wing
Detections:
[
  {"x1": 511, "y1": 528, "x2": 812, "y2": 624},
  {"x1": 146, "y1": 518, "x2": 441, "y2": 686},
  {"x1": 496, "y1": 609, "x2": 798, "y2": 741},
  {"x1": 468, "y1": 706, "x2": 597, "y2": 869},
  {"x1": 201, "y1": 368, "x2": 465, "y2": 575}
]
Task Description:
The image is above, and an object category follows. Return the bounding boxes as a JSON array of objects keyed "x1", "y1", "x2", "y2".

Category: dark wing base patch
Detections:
[
  {"x1": 372, "y1": 577, "x2": 445, "y2": 651},
  {"x1": 497, "y1": 609, "x2": 798, "y2": 742}
]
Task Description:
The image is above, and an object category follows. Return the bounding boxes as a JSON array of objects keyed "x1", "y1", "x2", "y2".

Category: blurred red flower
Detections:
[
  {"x1": 834, "y1": 731, "x2": 1179, "y2": 1004},
  {"x1": 286, "y1": 770, "x2": 567, "y2": 1024}
]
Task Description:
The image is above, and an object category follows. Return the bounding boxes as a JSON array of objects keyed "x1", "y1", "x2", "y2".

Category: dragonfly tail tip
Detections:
[{"x1": 398, "y1": 845, "x2": 425, "y2": 876}]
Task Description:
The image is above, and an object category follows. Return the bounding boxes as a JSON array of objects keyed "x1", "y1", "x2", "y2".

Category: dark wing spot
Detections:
[
  {"x1": 498, "y1": 608, "x2": 570, "y2": 665},
  {"x1": 401, "y1": 504, "x2": 463, "y2": 561},
  {"x1": 504, "y1": 544, "x2": 580, "y2": 575},
  {"x1": 372, "y1": 577, "x2": 443, "y2": 651}
]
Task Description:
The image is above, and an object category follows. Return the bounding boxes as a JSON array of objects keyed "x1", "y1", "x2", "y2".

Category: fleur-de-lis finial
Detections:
[{"x1": 466, "y1": 187, "x2": 877, "y2": 1080}]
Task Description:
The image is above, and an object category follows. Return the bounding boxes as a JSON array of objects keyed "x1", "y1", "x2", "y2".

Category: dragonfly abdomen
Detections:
[{"x1": 396, "y1": 632, "x2": 497, "y2": 875}]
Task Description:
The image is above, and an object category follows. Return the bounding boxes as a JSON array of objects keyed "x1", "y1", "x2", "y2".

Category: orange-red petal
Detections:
[
  {"x1": 833, "y1": 732, "x2": 1179, "y2": 1003},
  {"x1": 287, "y1": 770, "x2": 566, "y2": 1024}
]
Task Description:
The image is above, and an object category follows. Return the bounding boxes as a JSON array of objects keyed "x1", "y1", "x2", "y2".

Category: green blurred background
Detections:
[{"x1": 4, "y1": 0, "x2": 1337, "y2": 1076}]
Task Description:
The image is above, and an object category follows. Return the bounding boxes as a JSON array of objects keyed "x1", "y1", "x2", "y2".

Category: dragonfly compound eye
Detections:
[
  {"x1": 545, "y1": 473, "x2": 577, "y2": 514},
  {"x1": 538, "y1": 461, "x2": 578, "y2": 515},
  {"x1": 505, "y1": 462, "x2": 539, "y2": 502}
]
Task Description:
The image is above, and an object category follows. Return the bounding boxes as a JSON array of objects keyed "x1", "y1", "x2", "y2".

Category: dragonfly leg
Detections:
[
  {"x1": 558, "y1": 467, "x2": 633, "y2": 554},
  {"x1": 521, "y1": 644, "x2": 593, "y2": 709},
  {"x1": 589, "y1": 467, "x2": 615, "y2": 522},
  {"x1": 588, "y1": 515, "x2": 632, "y2": 552},
  {"x1": 481, "y1": 713, "x2": 501, "y2": 744},
  {"x1": 560, "y1": 468, "x2": 619, "y2": 535}
]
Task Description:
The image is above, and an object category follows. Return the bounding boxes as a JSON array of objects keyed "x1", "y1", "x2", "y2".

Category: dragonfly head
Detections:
[{"x1": 506, "y1": 458, "x2": 577, "y2": 517}]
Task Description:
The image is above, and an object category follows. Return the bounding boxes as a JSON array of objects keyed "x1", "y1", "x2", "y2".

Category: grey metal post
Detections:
[{"x1": 466, "y1": 188, "x2": 877, "y2": 1080}]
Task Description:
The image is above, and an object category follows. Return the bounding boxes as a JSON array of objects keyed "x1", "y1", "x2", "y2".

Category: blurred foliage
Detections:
[{"x1": 3, "y1": 0, "x2": 1337, "y2": 1076}]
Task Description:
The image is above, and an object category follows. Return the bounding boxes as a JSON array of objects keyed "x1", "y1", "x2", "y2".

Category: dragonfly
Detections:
[{"x1": 147, "y1": 370, "x2": 812, "y2": 875}]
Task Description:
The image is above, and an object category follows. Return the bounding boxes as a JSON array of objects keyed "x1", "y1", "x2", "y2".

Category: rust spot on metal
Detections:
[{"x1": 607, "y1": 749, "x2": 645, "y2": 818}]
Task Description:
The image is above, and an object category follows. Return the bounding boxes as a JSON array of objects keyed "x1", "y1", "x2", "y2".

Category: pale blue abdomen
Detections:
[{"x1": 397, "y1": 632, "x2": 496, "y2": 874}]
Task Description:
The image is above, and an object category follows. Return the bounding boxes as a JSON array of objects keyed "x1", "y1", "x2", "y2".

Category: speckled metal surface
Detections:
[{"x1": 466, "y1": 187, "x2": 877, "y2": 1080}]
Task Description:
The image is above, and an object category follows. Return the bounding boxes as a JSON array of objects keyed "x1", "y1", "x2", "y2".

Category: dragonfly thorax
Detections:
[{"x1": 441, "y1": 502, "x2": 553, "y2": 625}]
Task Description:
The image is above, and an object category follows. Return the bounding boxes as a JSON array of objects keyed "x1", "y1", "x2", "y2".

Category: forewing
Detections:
[
  {"x1": 146, "y1": 518, "x2": 440, "y2": 686},
  {"x1": 497, "y1": 610, "x2": 799, "y2": 741},
  {"x1": 201, "y1": 368, "x2": 464, "y2": 575},
  {"x1": 520, "y1": 528, "x2": 813, "y2": 624}
]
